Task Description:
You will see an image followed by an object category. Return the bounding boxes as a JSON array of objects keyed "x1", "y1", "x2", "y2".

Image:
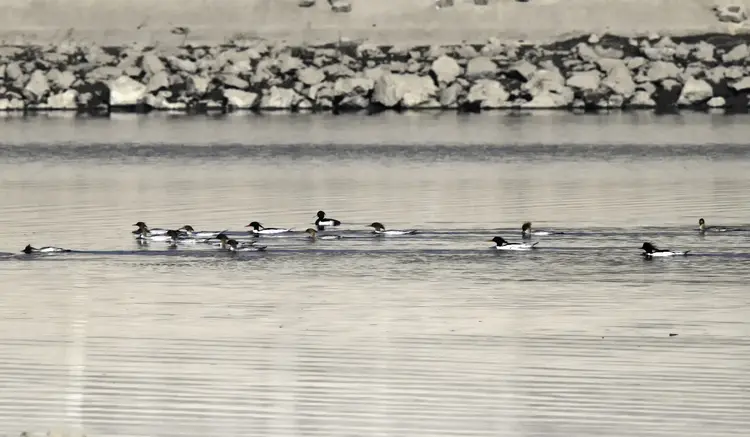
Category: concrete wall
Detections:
[{"x1": 0, "y1": 0, "x2": 741, "y2": 46}]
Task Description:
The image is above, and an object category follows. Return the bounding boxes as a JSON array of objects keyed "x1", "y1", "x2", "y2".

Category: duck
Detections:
[
  {"x1": 178, "y1": 225, "x2": 227, "y2": 239},
  {"x1": 21, "y1": 244, "x2": 71, "y2": 254},
  {"x1": 367, "y1": 222, "x2": 418, "y2": 235},
  {"x1": 521, "y1": 222, "x2": 562, "y2": 238},
  {"x1": 640, "y1": 242, "x2": 689, "y2": 257},
  {"x1": 245, "y1": 221, "x2": 293, "y2": 235},
  {"x1": 697, "y1": 218, "x2": 742, "y2": 233},
  {"x1": 132, "y1": 221, "x2": 169, "y2": 236},
  {"x1": 215, "y1": 233, "x2": 266, "y2": 251},
  {"x1": 489, "y1": 236, "x2": 539, "y2": 251},
  {"x1": 305, "y1": 228, "x2": 342, "y2": 241},
  {"x1": 315, "y1": 210, "x2": 342, "y2": 231},
  {"x1": 136, "y1": 229, "x2": 183, "y2": 243}
]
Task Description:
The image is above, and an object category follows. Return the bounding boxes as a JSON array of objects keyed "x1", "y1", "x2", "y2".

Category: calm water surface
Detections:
[{"x1": 0, "y1": 112, "x2": 749, "y2": 437}]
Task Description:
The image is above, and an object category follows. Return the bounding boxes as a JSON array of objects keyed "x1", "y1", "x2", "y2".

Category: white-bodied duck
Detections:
[
  {"x1": 22, "y1": 244, "x2": 71, "y2": 254},
  {"x1": 641, "y1": 242, "x2": 689, "y2": 257},
  {"x1": 245, "y1": 221, "x2": 293, "y2": 236},
  {"x1": 521, "y1": 221, "x2": 563, "y2": 238},
  {"x1": 698, "y1": 218, "x2": 743, "y2": 233},
  {"x1": 305, "y1": 228, "x2": 342, "y2": 241},
  {"x1": 215, "y1": 233, "x2": 266, "y2": 251},
  {"x1": 178, "y1": 225, "x2": 228, "y2": 240},
  {"x1": 132, "y1": 221, "x2": 170, "y2": 237},
  {"x1": 315, "y1": 210, "x2": 341, "y2": 231},
  {"x1": 490, "y1": 236, "x2": 539, "y2": 251},
  {"x1": 368, "y1": 222, "x2": 418, "y2": 235}
]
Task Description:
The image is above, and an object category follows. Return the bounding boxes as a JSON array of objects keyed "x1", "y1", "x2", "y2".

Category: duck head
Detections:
[
  {"x1": 641, "y1": 242, "x2": 657, "y2": 253},
  {"x1": 245, "y1": 221, "x2": 263, "y2": 231},
  {"x1": 180, "y1": 225, "x2": 195, "y2": 232},
  {"x1": 368, "y1": 222, "x2": 386, "y2": 232},
  {"x1": 305, "y1": 228, "x2": 318, "y2": 238},
  {"x1": 490, "y1": 236, "x2": 508, "y2": 246},
  {"x1": 316, "y1": 211, "x2": 326, "y2": 219},
  {"x1": 21, "y1": 244, "x2": 34, "y2": 254},
  {"x1": 215, "y1": 233, "x2": 230, "y2": 242},
  {"x1": 522, "y1": 222, "x2": 532, "y2": 234},
  {"x1": 132, "y1": 221, "x2": 148, "y2": 234},
  {"x1": 698, "y1": 218, "x2": 706, "y2": 231}
]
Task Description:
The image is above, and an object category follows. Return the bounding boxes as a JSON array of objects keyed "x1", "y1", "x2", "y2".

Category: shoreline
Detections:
[{"x1": 4, "y1": 31, "x2": 750, "y2": 115}]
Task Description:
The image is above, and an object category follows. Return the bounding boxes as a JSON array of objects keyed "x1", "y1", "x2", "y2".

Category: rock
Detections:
[
  {"x1": 221, "y1": 74, "x2": 250, "y2": 89},
  {"x1": 707, "y1": 96, "x2": 726, "y2": 108},
  {"x1": 566, "y1": 70, "x2": 601, "y2": 92},
  {"x1": 715, "y1": 4, "x2": 747, "y2": 23},
  {"x1": 730, "y1": 76, "x2": 750, "y2": 91},
  {"x1": 86, "y1": 66, "x2": 123, "y2": 82},
  {"x1": 600, "y1": 61, "x2": 636, "y2": 98},
  {"x1": 330, "y1": 0, "x2": 351, "y2": 13},
  {"x1": 297, "y1": 67, "x2": 325, "y2": 86},
  {"x1": 645, "y1": 61, "x2": 681, "y2": 82},
  {"x1": 629, "y1": 90, "x2": 656, "y2": 107},
  {"x1": 224, "y1": 89, "x2": 258, "y2": 109},
  {"x1": 24, "y1": 70, "x2": 50, "y2": 101},
  {"x1": 167, "y1": 56, "x2": 197, "y2": 74},
  {"x1": 677, "y1": 78, "x2": 713, "y2": 106},
  {"x1": 435, "y1": 0, "x2": 454, "y2": 7},
  {"x1": 333, "y1": 77, "x2": 374, "y2": 97},
  {"x1": 722, "y1": 44, "x2": 749, "y2": 63},
  {"x1": 466, "y1": 79, "x2": 509, "y2": 108},
  {"x1": 108, "y1": 76, "x2": 147, "y2": 106},
  {"x1": 141, "y1": 53, "x2": 166, "y2": 76},
  {"x1": 186, "y1": 75, "x2": 211, "y2": 96},
  {"x1": 0, "y1": 97, "x2": 25, "y2": 111},
  {"x1": 337, "y1": 95, "x2": 370, "y2": 110},
  {"x1": 372, "y1": 73, "x2": 437, "y2": 108},
  {"x1": 146, "y1": 71, "x2": 170, "y2": 94},
  {"x1": 693, "y1": 42, "x2": 715, "y2": 63},
  {"x1": 46, "y1": 89, "x2": 78, "y2": 109},
  {"x1": 465, "y1": 56, "x2": 497, "y2": 78},
  {"x1": 576, "y1": 43, "x2": 599, "y2": 62},
  {"x1": 144, "y1": 93, "x2": 187, "y2": 110},
  {"x1": 431, "y1": 55, "x2": 461, "y2": 84},
  {"x1": 509, "y1": 60, "x2": 537, "y2": 81},
  {"x1": 298, "y1": 0, "x2": 315, "y2": 6},
  {"x1": 439, "y1": 83, "x2": 462, "y2": 108},
  {"x1": 260, "y1": 86, "x2": 299, "y2": 109},
  {"x1": 625, "y1": 57, "x2": 647, "y2": 70},
  {"x1": 6, "y1": 62, "x2": 23, "y2": 80}
]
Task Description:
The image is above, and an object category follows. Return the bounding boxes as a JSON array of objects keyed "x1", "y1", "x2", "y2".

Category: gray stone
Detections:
[
  {"x1": 46, "y1": 90, "x2": 78, "y2": 109},
  {"x1": 167, "y1": 56, "x2": 197, "y2": 74},
  {"x1": 6, "y1": 62, "x2": 23, "y2": 80},
  {"x1": 510, "y1": 60, "x2": 537, "y2": 81},
  {"x1": 297, "y1": 67, "x2": 325, "y2": 86},
  {"x1": 601, "y1": 62, "x2": 636, "y2": 98},
  {"x1": 24, "y1": 70, "x2": 50, "y2": 101},
  {"x1": 707, "y1": 96, "x2": 726, "y2": 108},
  {"x1": 730, "y1": 76, "x2": 750, "y2": 91},
  {"x1": 677, "y1": 78, "x2": 713, "y2": 106},
  {"x1": 465, "y1": 56, "x2": 497, "y2": 78},
  {"x1": 146, "y1": 71, "x2": 170, "y2": 93},
  {"x1": 260, "y1": 86, "x2": 299, "y2": 109},
  {"x1": 141, "y1": 53, "x2": 166, "y2": 76},
  {"x1": 372, "y1": 73, "x2": 438, "y2": 108},
  {"x1": 722, "y1": 44, "x2": 749, "y2": 63},
  {"x1": 431, "y1": 55, "x2": 461, "y2": 84},
  {"x1": 693, "y1": 42, "x2": 715, "y2": 63},
  {"x1": 186, "y1": 75, "x2": 210, "y2": 96},
  {"x1": 576, "y1": 43, "x2": 599, "y2": 62},
  {"x1": 466, "y1": 79, "x2": 509, "y2": 108},
  {"x1": 333, "y1": 77, "x2": 374, "y2": 97},
  {"x1": 108, "y1": 76, "x2": 147, "y2": 106},
  {"x1": 645, "y1": 61, "x2": 681, "y2": 82},
  {"x1": 224, "y1": 89, "x2": 258, "y2": 109},
  {"x1": 86, "y1": 66, "x2": 123, "y2": 82},
  {"x1": 331, "y1": 0, "x2": 351, "y2": 12},
  {"x1": 439, "y1": 83, "x2": 462, "y2": 108},
  {"x1": 566, "y1": 70, "x2": 601, "y2": 91},
  {"x1": 715, "y1": 4, "x2": 747, "y2": 23},
  {"x1": 46, "y1": 69, "x2": 76, "y2": 90},
  {"x1": 298, "y1": 0, "x2": 315, "y2": 6},
  {"x1": 221, "y1": 74, "x2": 249, "y2": 89},
  {"x1": 629, "y1": 90, "x2": 656, "y2": 107}
]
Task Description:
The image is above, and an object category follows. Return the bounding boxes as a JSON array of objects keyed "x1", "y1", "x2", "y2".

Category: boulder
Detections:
[
  {"x1": 260, "y1": 86, "x2": 300, "y2": 109},
  {"x1": 693, "y1": 42, "x2": 715, "y2": 63},
  {"x1": 566, "y1": 70, "x2": 601, "y2": 92},
  {"x1": 220, "y1": 74, "x2": 250, "y2": 90},
  {"x1": 141, "y1": 53, "x2": 166, "y2": 76},
  {"x1": 146, "y1": 71, "x2": 170, "y2": 94},
  {"x1": 714, "y1": 4, "x2": 747, "y2": 23},
  {"x1": 629, "y1": 90, "x2": 656, "y2": 107},
  {"x1": 677, "y1": 78, "x2": 713, "y2": 106},
  {"x1": 333, "y1": 77, "x2": 375, "y2": 97},
  {"x1": 186, "y1": 75, "x2": 211, "y2": 96},
  {"x1": 297, "y1": 67, "x2": 325, "y2": 86},
  {"x1": 144, "y1": 93, "x2": 187, "y2": 111},
  {"x1": 645, "y1": 61, "x2": 681, "y2": 82},
  {"x1": 722, "y1": 44, "x2": 749, "y2": 63},
  {"x1": 439, "y1": 83, "x2": 462, "y2": 108},
  {"x1": 46, "y1": 90, "x2": 79, "y2": 109},
  {"x1": 431, "y1": 55, "x2": 461, "y2": 84},
  {"x1": 466, "y1": 79, "x2": 509, "y2": 108},
  {"x1": 465, "y1": 56, "x2": 497, "y2": 78},
  {"x1": 24, "y1": 70, "x2": 50, "y2": 101},
  {"x1": 224, "y1": 89, "x2": 259, "y2": 109},
  {"x1": 372, "y1": 73, "x2": 437, "y2": 108},
  {"x1": 730, "y1": 76, "x2": 750, "y2": 91},
  {"x1": 509, "y1": 60, "x2": 537, "y2": 81},
  {"x1": 108, "y1": 76, "x2": 147, "y2": 106},
  {"x1": 707, "y1": 96, "x2": 726, "y2": 108}
]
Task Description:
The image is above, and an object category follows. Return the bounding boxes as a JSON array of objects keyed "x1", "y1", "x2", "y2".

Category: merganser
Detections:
[
  {"x1": 22, "y1": 244, "x2": 71, "y2": 254},
  {"x1": 315, "y1": 211, "x2": 341, "y2": 231},
  {"x1": 305, "y1": 228, "x2": 342, "y2": 241},
  {"x1": 698, "y1": 218, "x2": 742, "y2": 233},
  {"x1": 137, "y1": 229, "x2": 183, "y2": 243},
  {"x1": 521, "y1": 222, "x2": 563, "y2": 238},
  {"x1": 489, "y1": 236, "x2": 539, "y2": 251},
  {"x1": 179, "y1": 225, "x2": 227, "y2": 239},
  {"x1": 215, "y1": 233, "x2": 266, "y2": 251},
  {"x1": 641, "y1": 242, "x2": 689, "y2": 257},
  {"x1": 245, "y1": 221, "x2": 293, "y2": 235},
  {"x1": 132, "y1": 221, "x2": 169, "y2": 236},
  {"x1": 368, "y1": 222, "x2": 418, "y2": 235}
]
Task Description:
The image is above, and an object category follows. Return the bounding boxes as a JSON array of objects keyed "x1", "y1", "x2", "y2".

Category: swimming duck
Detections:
[
  {"x1": 305, "y1": 228, "x2": 342, "y2": 241},
  {"x1": 368, "y1": 222, "x2": 418, "y2": 235},
  {"x1": 215, "y1": 233, "x2": 266, "y2": 251},
  {"x1": 137, "y1": 229, "x2": 183, "y2": 243},
  {"x1": 245, "y1": 221, "x2": 293, "y2": 235},
  {"x1": 132, "y1": 221, "x2": 169, "y2": 236},
  {"x1": 489, "y1": 236, "x2": 539, "y2": 251},
  {"x1": 697, "y1": 218, "x2": 742, "y2": 233},
  {"x1": 315, "y1": 211, "x2": 341, "y2": 231},
  {"x1": 21, "y1": 244, "x2": 71, "y2": 254},
  {"x1": 521, "y1": 222, "x2": 562, "y2": 238},
  {"x1": 178, "y1": 225, "x2": 227, "y2": 239},
  {"x1": 640, "y1": 242, "x2": 690, "y2": 257}
]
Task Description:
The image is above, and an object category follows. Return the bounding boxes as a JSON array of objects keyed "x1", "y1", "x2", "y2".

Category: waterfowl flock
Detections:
[{"x1": 17, "y1": 215, "x2": 745, "y2": 258}]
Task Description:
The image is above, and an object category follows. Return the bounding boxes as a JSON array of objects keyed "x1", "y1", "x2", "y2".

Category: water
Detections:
[{"x1": 0, "y1": 112, "x2": 749, "y2": 437}]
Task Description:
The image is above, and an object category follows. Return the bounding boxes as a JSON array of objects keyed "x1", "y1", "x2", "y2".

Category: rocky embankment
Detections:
[{"x1": 4, "y1": 32, "x2": 750, "y2": 114}]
